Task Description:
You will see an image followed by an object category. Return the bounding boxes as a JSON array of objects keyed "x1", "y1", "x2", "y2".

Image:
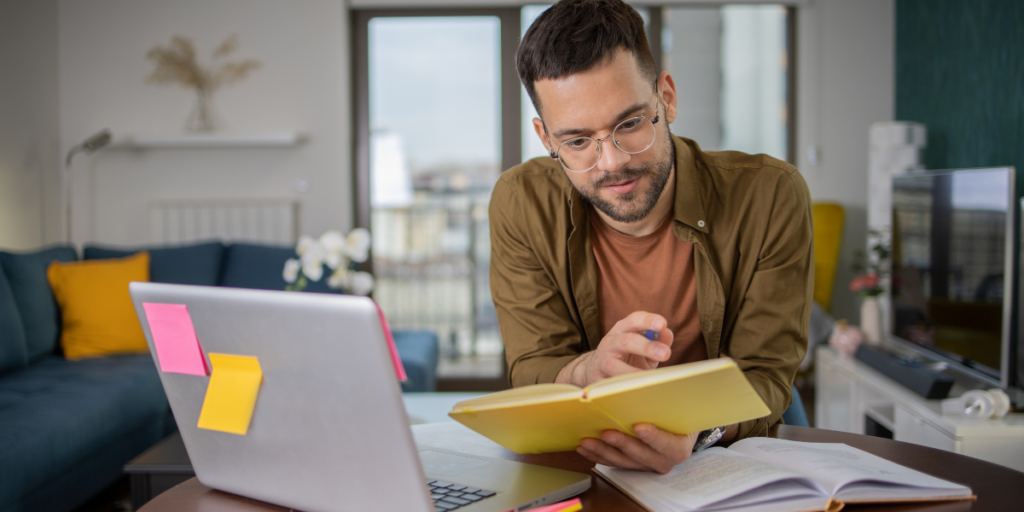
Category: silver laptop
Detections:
[{"x1": 129, "y1": 282, "x2": 590, "y2": 512}]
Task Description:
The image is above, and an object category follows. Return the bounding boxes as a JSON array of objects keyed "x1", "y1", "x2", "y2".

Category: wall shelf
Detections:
[{"x1": 109, "y1": 132, "x2": 305, "y2": 149}]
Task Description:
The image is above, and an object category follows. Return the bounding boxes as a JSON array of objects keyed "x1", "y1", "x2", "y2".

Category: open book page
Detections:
[
  {"x1": 450, "y1": 384, "x2": 581, "y2": 410},
  {"x1": 595, "y1": 448, "x2": 828, "y2": 511},
  {"x1": 607, "y1": 485, "x2": 829, "y2": 512},
  {"x1": 728, "y1": 438, "x2": 971, "y2": 501}
]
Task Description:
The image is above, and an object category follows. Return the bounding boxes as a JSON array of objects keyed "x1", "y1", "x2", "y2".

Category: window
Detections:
[
  {"x1": 353, "y1": 9, "x2": 520, "y2": 378},
  {"x1": 663, "y1": 5, "x2": 792, "y2": 161},
  {"x1": 353, "y1": 5, "x2": 795, "y2": 379}
]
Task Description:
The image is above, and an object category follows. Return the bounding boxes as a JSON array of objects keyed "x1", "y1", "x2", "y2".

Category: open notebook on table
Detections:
[{"x1": 596, "y1": 437, "x2": 973, "y2": 512}]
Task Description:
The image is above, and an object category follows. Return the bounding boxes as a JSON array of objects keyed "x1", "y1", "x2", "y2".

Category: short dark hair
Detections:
[{"x1": 517, "y1": 0, "x2": 657, "y2": 115}]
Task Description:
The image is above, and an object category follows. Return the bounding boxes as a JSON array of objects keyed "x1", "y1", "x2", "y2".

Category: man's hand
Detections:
[
  {"x1": 556, "y1": 311, "x2": 673, "y2": 387},
  {"x1": 577, "y1": 424, "x2": 700, "y2": 474}
]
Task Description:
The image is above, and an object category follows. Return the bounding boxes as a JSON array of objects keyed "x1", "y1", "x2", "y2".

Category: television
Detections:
[{"x1": 890, "y1": 167, "x2": 1023, "y2": 405}]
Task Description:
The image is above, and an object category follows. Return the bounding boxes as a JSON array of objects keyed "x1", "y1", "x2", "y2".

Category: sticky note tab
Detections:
[
  {"x1": 197, "y1": 354, "x2": 263, "y2": 435},
  {"x1": 373, "y1": 301, "x2": 408, "y2": 382},
  {"x1": 530, "y1": 498, "x2": 582, "y2": 512},
  {"x1": 143, "y1": 303, "x2": 208, "y2": 376}
]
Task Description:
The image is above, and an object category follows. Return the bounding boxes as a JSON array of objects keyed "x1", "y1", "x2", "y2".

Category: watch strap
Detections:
[{"x1": 693, "y1": 426, "x2": 725, "y2": 452}]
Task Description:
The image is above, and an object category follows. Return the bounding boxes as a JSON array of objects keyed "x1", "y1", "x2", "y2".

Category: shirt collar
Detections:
[{"x1": 671, "y1": 136, "x2": 710, "y2": 234}]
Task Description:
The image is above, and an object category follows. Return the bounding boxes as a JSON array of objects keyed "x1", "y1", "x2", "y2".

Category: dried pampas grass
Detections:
[{"x1": 146, "y1": 34, "x2": 261, "y2": 93}]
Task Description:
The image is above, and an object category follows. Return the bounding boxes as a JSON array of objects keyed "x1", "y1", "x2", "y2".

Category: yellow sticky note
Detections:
[{"x1": 197, "y1": 353, "x2": 263, "y2": 435}]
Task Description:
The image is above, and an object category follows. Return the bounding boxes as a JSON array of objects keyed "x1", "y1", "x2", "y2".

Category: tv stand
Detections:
[{"x1": 815, "y1": 346, "x2": 1024, "y2": 472}]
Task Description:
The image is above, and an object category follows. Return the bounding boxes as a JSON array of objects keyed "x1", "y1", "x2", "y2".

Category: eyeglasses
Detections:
[{"x1": 547, "y1": 97, "x2": 660, "y2": 173}]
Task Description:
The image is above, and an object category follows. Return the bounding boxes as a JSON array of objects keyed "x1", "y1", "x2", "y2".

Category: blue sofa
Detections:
[{"x1": 0, "y1": 242, "x2": 438, "y2": 512}]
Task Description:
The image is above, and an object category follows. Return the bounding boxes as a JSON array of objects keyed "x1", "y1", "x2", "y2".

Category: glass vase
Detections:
[
  {"x1": 860, "y1": 295, "x2": 883, "y2": 345},
  {"x1": 185, "y1": 88, "x2": 219, "y2": 132}
]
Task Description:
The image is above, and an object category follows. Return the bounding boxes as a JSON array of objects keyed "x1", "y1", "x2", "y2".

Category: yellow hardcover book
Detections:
[{"x1": 448, "y1": 358, "x2": 770, "y2": 454}]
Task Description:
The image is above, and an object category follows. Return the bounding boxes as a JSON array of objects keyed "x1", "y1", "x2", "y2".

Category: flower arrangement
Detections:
[
  {"x1": 283, "y1": 228, "x2": 374, "y2": 295},
  {"x1": 145, "y1": 34, "x2": 261, "y2": 132},
  {"x1": 849, "y1": 229, "x2": 890, "y2": 297}
]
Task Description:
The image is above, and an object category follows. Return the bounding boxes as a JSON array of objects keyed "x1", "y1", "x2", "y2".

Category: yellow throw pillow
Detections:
[{"x1": 47, "y1": 251, "x2": 150, "y2": 360}]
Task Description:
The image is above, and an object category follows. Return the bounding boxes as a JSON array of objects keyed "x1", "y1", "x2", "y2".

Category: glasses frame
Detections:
[{"x1": 546, "y1": 95, "x2": 661, "y2": 173}]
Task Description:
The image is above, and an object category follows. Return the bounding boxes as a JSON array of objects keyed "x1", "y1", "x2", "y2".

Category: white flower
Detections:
[
  {"x1": 327, "y1": 268, "x2": 350, "y2": 289},
  {"x1": 302, "y1": 259, "x2": 324, "y2": 282},
  {"x1": 324, "y1": 252, "x2": 344, "y2": 270},
  {"x1": 319, "y1": 230, "x2": 344, "y2": 252},
  {"x1": 344, "y1": 228, "x2": 372, "y2": 263},
  {"x1": 283, "y1": 258, "x2": 300, "y2": 284},
  {"x1": 319, "y1": 230, "x2": 346, "y2": 269},
  {"x1": 301, "y1": 242, "x2": 325, "y2": 282},
  {"x1": 296, "y1": 235, "x2": 316, "y2": 256},
  {"x1": 349, "y1": 271, "x2": 374, "y2": 295}
]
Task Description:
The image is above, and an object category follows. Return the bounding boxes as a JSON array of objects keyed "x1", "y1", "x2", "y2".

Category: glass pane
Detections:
[
  {"x1": 664, "y1": 5, "x2": 788, "y2": 160},
  {"x1": 368, "y1": 17, "x2": 503, "y2": 369}
]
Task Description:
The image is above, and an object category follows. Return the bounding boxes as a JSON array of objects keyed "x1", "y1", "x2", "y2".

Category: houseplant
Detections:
[
  {"x1": 850, "y1": 229, "x2": 890, "y2": 344},
  {"x1": 284, "y1": 228, "x2": 374, "y2": 295},
  {"x1": 145, "y1": 34, "x2": 261, "y2": 132}
]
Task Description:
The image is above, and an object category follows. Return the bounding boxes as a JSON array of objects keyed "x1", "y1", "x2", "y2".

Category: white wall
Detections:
[
  {"x1": 47, "y1": 0, "x2": 890, "y2": 323},
  {"x1": 59, "y1": 0, "x2": 351, "y2": 247},
  {"x1": 0, "y1": 0, "x2": 62, "y2": 250},
  {"x1": 796, "y1": 0, "x2": 895, "y2": 323}
]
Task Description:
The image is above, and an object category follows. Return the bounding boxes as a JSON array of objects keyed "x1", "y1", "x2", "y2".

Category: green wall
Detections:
[{"x1": 896, "y1": 0, "x2": 1024, "y2": 171}]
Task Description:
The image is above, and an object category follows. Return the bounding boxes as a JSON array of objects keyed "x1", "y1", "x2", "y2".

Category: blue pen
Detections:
[{"x1": 643, "y1": 330, "x2": 660, "y2": 341}]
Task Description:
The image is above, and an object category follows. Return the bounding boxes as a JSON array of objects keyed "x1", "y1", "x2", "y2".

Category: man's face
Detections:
[{"x1": 532, "y1": 49, "x2": 677, "y2": 224}]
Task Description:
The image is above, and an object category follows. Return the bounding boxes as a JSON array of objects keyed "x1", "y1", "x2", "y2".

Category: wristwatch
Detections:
[{"x1": 693, "y1": 426, "x2": 725, "y2": 452}]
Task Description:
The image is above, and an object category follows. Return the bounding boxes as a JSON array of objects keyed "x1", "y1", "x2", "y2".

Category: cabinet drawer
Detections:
[
  {"x1": 894, "y1": 406, "x2": 955, "y2": 452},
  {"x1": 816, "y1": 360, "x2": 857, "y2": 432}
]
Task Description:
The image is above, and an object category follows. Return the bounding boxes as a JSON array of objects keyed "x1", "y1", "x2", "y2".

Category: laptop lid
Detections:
[
  {"x1": 132, "y1": 283, "x2": 591, "y2": 512},
  {"x1": 130, "y1": 283, "x2": 433, "y2": 512}
]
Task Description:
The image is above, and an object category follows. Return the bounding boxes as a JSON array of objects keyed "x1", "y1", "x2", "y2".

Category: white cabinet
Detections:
[
  {"x1": 893, "y1": 406, "x2": 955, "y2": 452},
  {"x1": 814, "y1": 357, "x2": 857, "y2": 432},
  {"x1": 815, "y1": 346, "x2": 1024, "y2": 472}
]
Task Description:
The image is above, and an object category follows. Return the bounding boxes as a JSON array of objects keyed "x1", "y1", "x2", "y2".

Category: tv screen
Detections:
[{"x1": 890, "y1": 167, "x2": 1014, "y2": 381}]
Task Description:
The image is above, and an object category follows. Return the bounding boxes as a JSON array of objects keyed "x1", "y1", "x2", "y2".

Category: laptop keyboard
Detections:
[{"x1": 427, "y1": 480, "x2": 497, "y2": 511}]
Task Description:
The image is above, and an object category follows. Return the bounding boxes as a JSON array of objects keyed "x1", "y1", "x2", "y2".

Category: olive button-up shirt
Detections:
[{"x1": 488, "y1": 136, "x2": 814, "y2": 440}]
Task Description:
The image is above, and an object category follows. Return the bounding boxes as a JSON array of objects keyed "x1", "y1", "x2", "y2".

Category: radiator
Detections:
[{"x1": 148, "y1": 199, "x2": 298, "y2": 245}]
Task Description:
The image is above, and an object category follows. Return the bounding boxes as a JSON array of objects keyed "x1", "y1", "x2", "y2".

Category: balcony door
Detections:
[{"x1": 353, "y1": 9, "x2": 520, "y2": 377}]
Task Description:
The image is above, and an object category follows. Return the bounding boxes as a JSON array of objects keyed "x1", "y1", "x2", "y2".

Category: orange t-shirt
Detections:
[{"x1": 589, "y1": 210, "x2": 707, "y2": 367}]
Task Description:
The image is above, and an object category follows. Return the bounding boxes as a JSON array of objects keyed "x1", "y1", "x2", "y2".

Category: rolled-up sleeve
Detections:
[
  {"x1": 727, "y1": 170, "x2": 814, "y2": 440},
  {"x1": 489, "y1": 177, "x2": 584, "y2": 386}
]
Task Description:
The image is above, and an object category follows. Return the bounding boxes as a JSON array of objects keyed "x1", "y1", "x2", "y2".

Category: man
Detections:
[{"x1": 489, "y1": 0, "x2": 812, "y2": 474}]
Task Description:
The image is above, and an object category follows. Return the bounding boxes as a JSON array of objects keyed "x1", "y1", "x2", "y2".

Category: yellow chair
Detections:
[{"x1": 812, "y1": 203, "x2": 844, "y2": 312}]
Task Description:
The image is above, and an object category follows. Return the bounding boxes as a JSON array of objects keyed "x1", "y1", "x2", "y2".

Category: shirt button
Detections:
[{"x1": 698, "y1": 220, "x2": 706, "y2": 228}]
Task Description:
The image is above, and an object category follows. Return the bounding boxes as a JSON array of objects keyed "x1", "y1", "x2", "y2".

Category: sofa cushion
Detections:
[
  {"x1": 220, "y1": 243, "x2": 336, "y2": 293},
  {"x1": 47, "y1": 252, "x2": 151, "y2": 360},
  {"x1": 0, "y1": 354, "x2": 170, "y2": 507},
  {"x1": 84, "y1": 241, "x2": 225, "y2": 286},
  {"x1": 393, "y1": 330, "x2": 439, "y2": 392},
  {"x1": 0, "y1": 261, "x2": 29, "y2": 376},
  {"x1": 0, "y1": 246, "x2": 78, "y2": 362}
]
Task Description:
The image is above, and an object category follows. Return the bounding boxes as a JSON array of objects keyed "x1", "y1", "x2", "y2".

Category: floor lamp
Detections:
[{"x1": 63, "y1": 129, "x2": 112, "y2": 244}]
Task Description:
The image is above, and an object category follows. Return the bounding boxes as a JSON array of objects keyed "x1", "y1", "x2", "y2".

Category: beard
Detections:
[{"x1": 571, "y1": 131, "x2": 675, "y2": 224}]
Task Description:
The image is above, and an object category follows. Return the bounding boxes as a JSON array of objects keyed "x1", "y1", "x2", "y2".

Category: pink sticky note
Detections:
[
  {"x1": 373, "y1": 301, "x2": 407, "y2": 382},
  {"x1": 143, "y1": 303, "x2": 208, "y2": 376}
]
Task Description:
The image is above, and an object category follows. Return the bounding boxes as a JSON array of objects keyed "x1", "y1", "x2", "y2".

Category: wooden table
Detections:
[
  {"x1": 139, "y1": 424, "x2": 1023, "y2": 511},
  {"x1": 123, "y1": 432, "x2": 196, "y2": 510}
]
